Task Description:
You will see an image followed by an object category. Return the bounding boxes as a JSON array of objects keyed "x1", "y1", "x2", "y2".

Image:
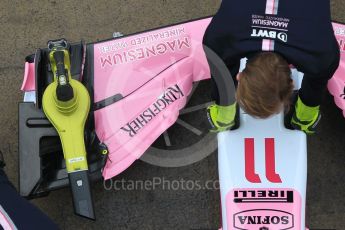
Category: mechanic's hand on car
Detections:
[{"x1": 207, "y1": 102, "x2": 237, "y2": 132}]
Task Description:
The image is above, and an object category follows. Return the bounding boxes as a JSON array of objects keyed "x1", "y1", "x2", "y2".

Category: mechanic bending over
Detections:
[{"x1": 203, "y1": 0, "x2": 340, "y2": 134}]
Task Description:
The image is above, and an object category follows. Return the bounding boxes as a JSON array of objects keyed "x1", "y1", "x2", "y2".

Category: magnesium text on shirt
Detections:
[
  {"x1": 251, "y1": 14, "x2": 290, "y2": 43},
  {"x1": 121, "y1": 84, "x2": 185, "y2": 137}
]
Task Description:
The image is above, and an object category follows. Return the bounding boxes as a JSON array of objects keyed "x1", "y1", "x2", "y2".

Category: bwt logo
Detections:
[
  {"x1": 251, "y1": 29, "x2": 288, "y2": 42},
  {"x1": 277, "y1": 32, "x2": 288, "y2": 42},
  {"x1": 234, "y1": 209, "x2": 294, "y2": 230}
]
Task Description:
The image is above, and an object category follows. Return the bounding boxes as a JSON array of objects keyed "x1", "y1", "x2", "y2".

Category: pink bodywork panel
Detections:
[
  {"x1": 92, "y1": 18, "x2": 212, "y2": 179},
  {"x1": 21, "y1": 62, "x2": 35, "y2": 91},
  {"x1": 328, "y1": 22, "x2": 345, "y2": 118}
]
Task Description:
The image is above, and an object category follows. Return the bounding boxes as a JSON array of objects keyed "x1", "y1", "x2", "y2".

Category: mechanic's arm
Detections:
[{"x1": 0, "y1": 169, "x2": 59, "y2": 230}]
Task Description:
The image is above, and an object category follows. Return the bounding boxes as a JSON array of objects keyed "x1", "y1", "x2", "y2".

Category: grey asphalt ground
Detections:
[{"x1": 0, "y1": 0, "x2": 345, "y2": 229}]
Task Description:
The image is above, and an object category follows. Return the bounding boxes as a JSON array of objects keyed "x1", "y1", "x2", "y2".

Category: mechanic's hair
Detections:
[{"x1": 236, "y1": 52, "x2": 293, "y2": 118}]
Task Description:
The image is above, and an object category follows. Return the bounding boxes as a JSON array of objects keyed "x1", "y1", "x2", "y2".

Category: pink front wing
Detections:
[
  {"x1": 328, "y1": 22, "x2": 345, "y2": 118},
  {"x1": 21, "y1": 62, "x2": 35, "y2": 91},
  {"x1": 92, "y1": 18, "x2": 212, "y2": 179}
]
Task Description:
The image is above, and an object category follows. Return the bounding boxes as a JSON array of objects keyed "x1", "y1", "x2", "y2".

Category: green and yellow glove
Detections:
[
  {"x1": 207, "y1": 102, "x2": 237, "y2": 132},
  {"x1": 291, "y1": 96, "x2": 321, "y2": 135}
]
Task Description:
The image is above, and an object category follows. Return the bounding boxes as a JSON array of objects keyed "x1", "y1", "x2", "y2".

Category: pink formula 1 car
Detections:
[{"x1": 19, "y1": 17, "x2": 345, "y2": 227}]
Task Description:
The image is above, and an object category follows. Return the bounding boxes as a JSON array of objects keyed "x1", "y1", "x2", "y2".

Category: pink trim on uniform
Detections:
[
  {"x1": 262, "y1": 39, "x2": 275, "y2": 51},
  {"x1": 265, "y1": 0, "x2": 279, "y2": 15},
  {"x1": 262, "y1": 39, "x2": 270, "y2": 51},
  {"x1": 265, "y1": 0, "x2": 274, "y2": 14},
  {"x1": 262, "y1": 0, "x2": 279, "y2": 51},
  {"x1": 0, "y1": 205, "x2": 16, "y2": 230}
]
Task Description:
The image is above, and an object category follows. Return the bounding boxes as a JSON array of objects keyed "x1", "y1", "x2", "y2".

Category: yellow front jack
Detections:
[{"x1": 42, "y1": 39, "x2": 94, "y2": 219}]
